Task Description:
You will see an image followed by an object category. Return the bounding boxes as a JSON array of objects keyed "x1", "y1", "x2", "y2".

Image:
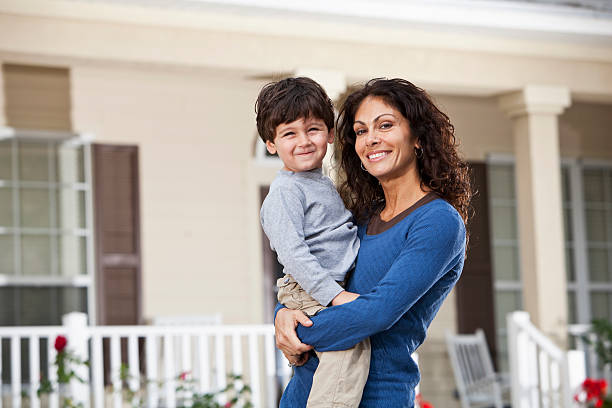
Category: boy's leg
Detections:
[
  {"x1": 277, "y1": 274, "x2": 326, "y2": 316},
  {"x1": 306, "y1": 338, "x2": 371, "y2": 408},
  {"x1": 278, "y1": 274, "x2": 372, "y2": 407}
]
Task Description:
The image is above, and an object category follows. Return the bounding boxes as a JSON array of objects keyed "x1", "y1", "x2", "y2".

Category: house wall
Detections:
[
  {"x1": 560, "y1": 102, "x2": 612, "y2": 160},
  {"x1": 436, "y1": 94, "x2": 612, "y2": 161},
  {"x1": 71, "y1": 65, "x2": 264, "y2": 324}
]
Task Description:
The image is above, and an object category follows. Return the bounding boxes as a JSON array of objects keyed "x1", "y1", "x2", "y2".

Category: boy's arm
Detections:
[{"x1": 261, "y1": 187, "x2": 343, "y2": 306}]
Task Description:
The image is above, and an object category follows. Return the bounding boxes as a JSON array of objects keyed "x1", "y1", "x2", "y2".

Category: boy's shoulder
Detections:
[
  {"x1": 263, "y1": 172, "x2": 305, "y2": 207},
  {"x1": 269, "y1": 171, "x2": 302, "y2": 193},
  {"x1": 263, "y1": 169, "x2": 333, "y2": 210}
]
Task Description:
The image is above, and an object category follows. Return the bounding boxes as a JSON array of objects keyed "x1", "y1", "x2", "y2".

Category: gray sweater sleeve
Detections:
[{"x1": 261, "y1": 186, "x2": 344, "y2": 306}]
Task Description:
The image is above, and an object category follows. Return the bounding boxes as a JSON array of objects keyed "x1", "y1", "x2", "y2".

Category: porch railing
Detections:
[
  {"x1": 568, "y1": 324, "x2": 612, "y2": 382},
  {"x1": 507, "y1": 311, "x2": 586, "y2": 408},
  {"x1": 0, "y1": 312, "x2": 291, "y2": 408}
]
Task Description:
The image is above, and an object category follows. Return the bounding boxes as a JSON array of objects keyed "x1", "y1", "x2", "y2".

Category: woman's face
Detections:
[{"x1": 353, "y1": 96, "x2": 419, "y2": 182}]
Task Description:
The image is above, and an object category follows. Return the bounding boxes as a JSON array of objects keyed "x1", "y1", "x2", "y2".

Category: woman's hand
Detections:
[{"x1": 275, "y1": 308, "x2": 314, "y2": 366}]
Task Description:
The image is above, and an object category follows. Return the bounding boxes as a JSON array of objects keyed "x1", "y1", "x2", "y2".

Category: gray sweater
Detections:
[{"x1": 260, "y1": 168, "x2": 360, "y2": 306}]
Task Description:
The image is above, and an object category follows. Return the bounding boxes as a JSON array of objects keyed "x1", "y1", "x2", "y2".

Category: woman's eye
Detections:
[
  {"x1": 355, "y1": 129, "x2": 366, "y2": 136},
  {"x1": 380, "y1": 122, "x2": 392, "y2": 130}
]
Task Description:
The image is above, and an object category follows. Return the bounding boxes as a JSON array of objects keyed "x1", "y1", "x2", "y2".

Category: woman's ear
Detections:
[{"x1": 265, "y1": 140, "x2": 277, "y2": 155}]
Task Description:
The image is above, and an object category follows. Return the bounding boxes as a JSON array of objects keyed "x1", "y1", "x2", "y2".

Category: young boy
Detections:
[{"x1": 256, "y1": 77, "x2": 370, "y2": 408}]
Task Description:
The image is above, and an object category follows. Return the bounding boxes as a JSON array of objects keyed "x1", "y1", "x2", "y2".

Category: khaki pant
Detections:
[{"x1": 277, "y1": 275, "x2": 371, "y2": 408}]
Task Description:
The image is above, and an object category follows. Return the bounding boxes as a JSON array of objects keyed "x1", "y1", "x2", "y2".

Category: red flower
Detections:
[
  {"x1": 415, "y1": 393, "x2": 434, "y2": 408},
  {"x1": 179, "y1": 371, "x2": 191, "y2": 381},
  {"x1": 54, "y1": 335, "x2": 67, "y2": 352},
  {"x1": 578, "y1": 377, "x2": 609, "y2": 404},
  {"x1": 224, "y1": 403, "x2": 232, "y2": 408}
]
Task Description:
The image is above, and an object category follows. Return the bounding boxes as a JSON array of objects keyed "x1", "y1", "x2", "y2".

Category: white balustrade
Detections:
[
  {"x1": 0, "y1": 314, "x2": 289, "y2": 408},
  {"x1": 507, "y1": 311, "x2": 586, "y2": 408},
  {"x1": 568, "y1": 324, "x2": 611, "y2": 382}
]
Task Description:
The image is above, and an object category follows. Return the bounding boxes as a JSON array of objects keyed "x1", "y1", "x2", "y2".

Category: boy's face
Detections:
[{"x1": 266, "y1": 116, "x2": 334, "y2": 173}]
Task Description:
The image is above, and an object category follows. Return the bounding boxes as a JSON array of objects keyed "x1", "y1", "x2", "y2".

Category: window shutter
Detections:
[
  {"x1": 455, "y1": 162, "x2": 497, "y2": 364},
  {"x1": 93, "y1": 144, "x2": 141, "y2": 325}
]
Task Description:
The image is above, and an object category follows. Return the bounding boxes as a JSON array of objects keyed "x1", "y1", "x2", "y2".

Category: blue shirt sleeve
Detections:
[{"x1": 296, "y1": 208, "x2": 466, "y2": 351}]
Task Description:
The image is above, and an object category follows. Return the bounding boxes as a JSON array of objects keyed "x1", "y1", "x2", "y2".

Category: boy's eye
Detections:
[
  {"x1": 282, "y1": 132, "x2": 294, "y2": 138},
  {"x1": 308, "y1": 127, "x2": 320, "y2": 132}
]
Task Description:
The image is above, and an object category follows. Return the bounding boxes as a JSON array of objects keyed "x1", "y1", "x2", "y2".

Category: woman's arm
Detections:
[
  {"x1": 273, "y1": 290, "x2": 360, "y2": 364},
  {"x1": 295, "y1": 208, "x2": 466, "y2": 351}
]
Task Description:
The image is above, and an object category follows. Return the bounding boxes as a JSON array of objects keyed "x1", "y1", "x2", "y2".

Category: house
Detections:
[{"x1": 1, "y1": 0, "x2": 611, "y2": 406}]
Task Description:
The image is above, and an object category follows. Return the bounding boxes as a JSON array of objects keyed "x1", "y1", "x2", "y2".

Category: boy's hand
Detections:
[{"x1": 331, "y1": 290, "x2": 359, "y2": 306}]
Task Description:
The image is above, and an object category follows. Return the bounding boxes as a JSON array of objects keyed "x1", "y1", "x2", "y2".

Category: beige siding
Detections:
[
  {"x1": 560, "y1": 102, "x2": 612, "y2": 160},
  {"x1": 3, "y1": 63, "x2": 71, "y2": 131},
  {"x1": 0, "y1": 61, "x2": 5, "y2": 126},
  {"x1": 434, "y1": 94, "x2": 515, "y2": 161}
]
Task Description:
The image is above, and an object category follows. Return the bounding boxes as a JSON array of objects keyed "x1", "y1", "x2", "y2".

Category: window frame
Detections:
[
  {"x1": 487, "y1": 153, "x2": 612, "y2": 337},
  {"x1": 0, "y1": 126, "x2": 96, "y2": 325}
]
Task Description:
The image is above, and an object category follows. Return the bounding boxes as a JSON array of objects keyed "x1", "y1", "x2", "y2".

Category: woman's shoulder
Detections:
[
  {"x1": 421, "y1": 197, "x2": 463, "y2": 221},
  {"x1": 414, "y1": 198, "x2": 466, "y2": 244}
]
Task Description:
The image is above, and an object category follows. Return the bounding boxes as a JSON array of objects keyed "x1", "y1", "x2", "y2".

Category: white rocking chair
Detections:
[{"x1": 445, "y1": 329, "x2": 511, "y2": 408}]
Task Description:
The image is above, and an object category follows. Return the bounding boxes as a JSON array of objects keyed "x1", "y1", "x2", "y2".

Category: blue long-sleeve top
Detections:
[{"x1": 278, "y1": 198, "x2": 466, "y2": 408}]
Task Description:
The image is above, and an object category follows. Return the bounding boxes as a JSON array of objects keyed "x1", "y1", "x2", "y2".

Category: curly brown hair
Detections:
[{"x1": 337, "y1": 78, "x2": 472, "y2": 229}]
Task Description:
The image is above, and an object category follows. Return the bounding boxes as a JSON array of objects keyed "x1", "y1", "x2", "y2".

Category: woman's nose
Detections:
[{"x1": 365, "y1": 130, "x2": 379, "y2": 146}]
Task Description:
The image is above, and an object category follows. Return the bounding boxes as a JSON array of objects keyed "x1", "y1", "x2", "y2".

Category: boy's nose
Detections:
[{"x1": 296, "y1": 132, "x2": 312, "y2": 146}]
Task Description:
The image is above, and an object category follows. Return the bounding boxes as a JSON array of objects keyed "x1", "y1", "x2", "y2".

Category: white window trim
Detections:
[
  {"x1": 0, "y1": 127, "x2": 97, "y2": 325},
  {"x1": 254, "y1": 137, "x2": 283, "y2": 167},
  {"x1": 488, "y1": 153, "x2": 612, "y2": 326}
]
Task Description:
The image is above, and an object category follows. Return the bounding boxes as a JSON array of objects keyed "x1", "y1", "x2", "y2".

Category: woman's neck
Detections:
[{"x1": 379, "y1": 168, "x2": 429, "y2": 221}]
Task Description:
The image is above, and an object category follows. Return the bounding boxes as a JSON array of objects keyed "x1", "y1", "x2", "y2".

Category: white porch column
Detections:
[
  {"x1": 294, "y1": 68, "x2": 347, "y2": 181},
  {"x1": 498, "y1": 85, "x2": 571, "y2": 347}
]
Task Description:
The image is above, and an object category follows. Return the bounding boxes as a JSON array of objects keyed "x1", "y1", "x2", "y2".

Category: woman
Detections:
[{"x1": 275, "y1": 78, "x2": 472, "y2": 407}]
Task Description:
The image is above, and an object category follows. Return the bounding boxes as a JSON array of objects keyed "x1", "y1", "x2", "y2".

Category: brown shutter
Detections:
[
  {"x1": 92, "y1": 144, "x2": 142, "y2": 325},
  {"x1": 455, "y1": 162, "x2": 497, "y2": 364}
]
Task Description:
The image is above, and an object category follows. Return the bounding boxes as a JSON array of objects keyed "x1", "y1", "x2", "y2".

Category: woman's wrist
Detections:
[{"x1": 331, "y1": 290, "x2": 359, "y2": 306}]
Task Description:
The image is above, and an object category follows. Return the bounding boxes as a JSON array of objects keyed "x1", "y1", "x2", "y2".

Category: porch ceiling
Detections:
[{"x1": 61, "y1": 0, "x2": 612, "y2": 38}]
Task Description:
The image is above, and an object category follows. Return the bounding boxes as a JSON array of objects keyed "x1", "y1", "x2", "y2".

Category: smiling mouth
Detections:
[
  {"x1": 296, "y1": 151, "x2": 315, "y2": 156},
  {"x1": 367, "y1": 151, "x2": 389, "y2": 161}
]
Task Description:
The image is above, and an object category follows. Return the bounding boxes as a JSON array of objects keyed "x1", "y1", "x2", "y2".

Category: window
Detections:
[
  {"x1": 578, "y1": 163, "x2": 612, "y2": 322},
  {"x1": 487, "y1": 158, "x2": 522, "y2": 371},
  {"x1": 488, "y1": 156, "x2": 612, "y2": 368},
  {"x1": 0, "y1": 130, "x2": 94, "y2": 326}
]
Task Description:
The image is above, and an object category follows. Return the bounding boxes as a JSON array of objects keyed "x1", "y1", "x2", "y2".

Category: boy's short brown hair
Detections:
[{"x1": 255, "y1": 77, "x2": 335, "y2": 143}]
